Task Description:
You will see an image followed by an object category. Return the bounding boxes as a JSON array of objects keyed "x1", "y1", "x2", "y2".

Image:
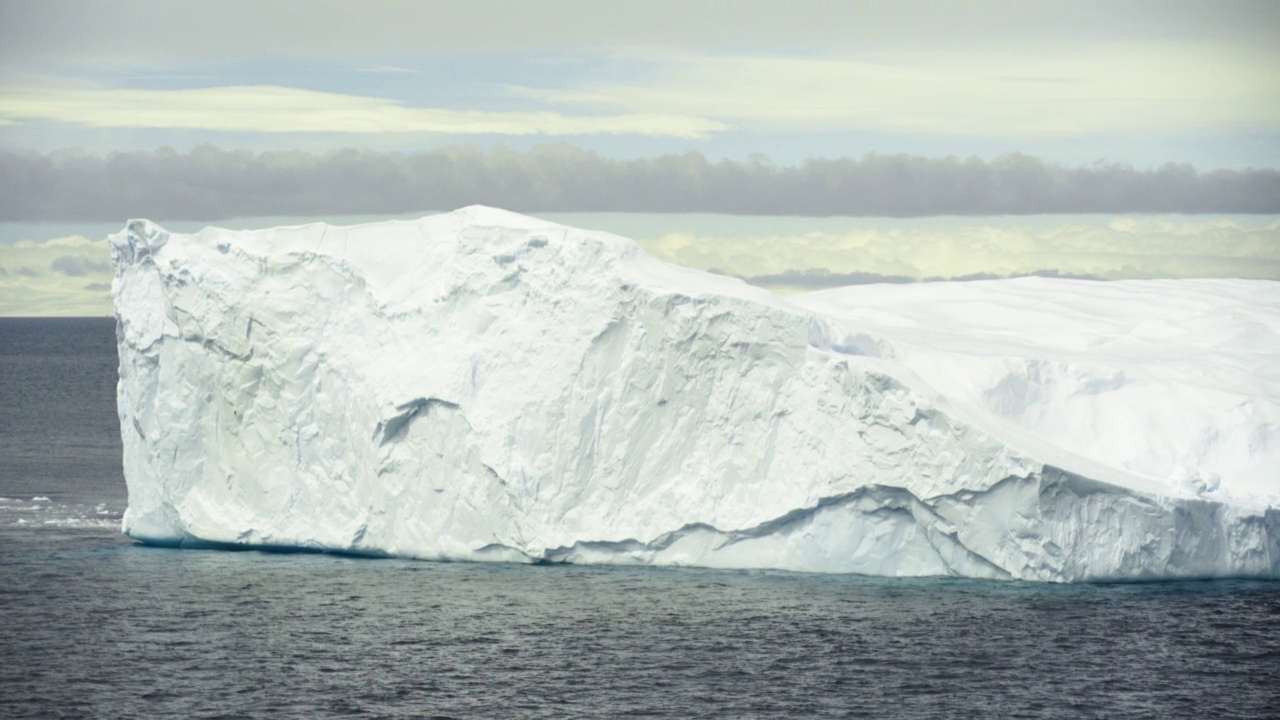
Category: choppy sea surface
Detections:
[{"x1": 2, "y1": 317, "x2": 1278, "y2": 719}]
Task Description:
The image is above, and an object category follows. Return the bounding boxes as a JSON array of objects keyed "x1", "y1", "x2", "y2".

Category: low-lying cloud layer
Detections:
[
  {"x1": 2, "y1": 145, "x2": 1276, "y2": 222},
  {"x1": 0, "y1": 235, "x2": 114, "y2": 316},
  {"x1": 635, "y1": 216, "x2": 1280, "y2": 292},
  {"x1": 3, "y1": 216, "x2": 1275, "y2": 315}
]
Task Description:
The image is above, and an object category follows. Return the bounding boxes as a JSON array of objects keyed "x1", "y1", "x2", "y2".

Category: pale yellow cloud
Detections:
[
  {"x1": 636, "y1": 217, "x2": 1280, "y2": 291},
  {"x1": 4, "y1": 218, "x2": 1277, "y2": 316},
  {"x1": 0, "y1": 84, "x2": 725, "y2": 139},
  {"x1": 0, "y1": 236, "x2": 113, "y2": 316},
  {"x1": 517, "y1": 43, "x2": 1280, "y2": 135}
]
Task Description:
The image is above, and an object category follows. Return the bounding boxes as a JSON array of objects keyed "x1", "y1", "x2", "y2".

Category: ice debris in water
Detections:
[
  {"x1": 109, "y1": 206, "x2": 1280, "y2": 582},
  {"x1": 2, "y1": 497, "x2": 124, "y2": 529}
]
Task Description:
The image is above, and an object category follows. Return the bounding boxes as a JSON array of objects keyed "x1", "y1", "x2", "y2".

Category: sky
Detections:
[{"x1": 1, "y1": 0, "x2": 1277, "y2": 315}]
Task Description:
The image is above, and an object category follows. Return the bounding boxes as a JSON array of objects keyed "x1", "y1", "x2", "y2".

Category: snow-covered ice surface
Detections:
[{"x1": 109, "y1": 207, "x2": 1280, "y2": 582}]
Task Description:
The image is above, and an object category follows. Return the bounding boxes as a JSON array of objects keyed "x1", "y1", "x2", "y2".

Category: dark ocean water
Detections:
[{"x1": 2, "y1": 317, "x2": 1279, "y2": 720}]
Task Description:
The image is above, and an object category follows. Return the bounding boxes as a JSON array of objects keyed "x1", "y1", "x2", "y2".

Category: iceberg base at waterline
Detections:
[{"x1": 109, "y1": 207, "x2": 1280, "y2": 582}]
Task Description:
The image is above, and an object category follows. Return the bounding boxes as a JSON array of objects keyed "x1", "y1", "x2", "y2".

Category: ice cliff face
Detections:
[{"x1": 110, "y1": 207, "x2": 1280, "y2": 581}]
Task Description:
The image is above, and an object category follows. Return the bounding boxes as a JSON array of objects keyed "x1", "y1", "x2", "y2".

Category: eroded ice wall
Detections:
[{"x1": 111, "y1": 207, "x2": 1280, "y2": 581}]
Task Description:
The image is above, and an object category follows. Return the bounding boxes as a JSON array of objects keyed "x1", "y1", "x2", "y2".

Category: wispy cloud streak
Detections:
[{"x1": 0, "y1": 85, "x2": 720, "y2": 138}]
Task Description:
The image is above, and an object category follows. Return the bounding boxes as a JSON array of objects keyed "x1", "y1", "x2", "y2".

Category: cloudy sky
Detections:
[{"x1": 1, "y1": 0, "x2": 1277, "y2": 314}]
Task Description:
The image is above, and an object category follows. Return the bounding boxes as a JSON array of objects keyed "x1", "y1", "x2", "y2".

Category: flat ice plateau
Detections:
[{"x1": 110, "y1": 207, "x2": 1280, "y2": 581}]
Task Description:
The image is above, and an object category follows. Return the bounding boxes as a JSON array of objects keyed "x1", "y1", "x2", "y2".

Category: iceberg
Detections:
[{"x1": 109, "y1": 207, "x2": 1280, "y2": 581}]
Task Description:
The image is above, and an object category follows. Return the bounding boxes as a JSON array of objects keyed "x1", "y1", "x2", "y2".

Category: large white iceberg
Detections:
[{"x1": 109, "y1": 207, "x2": 1280, "y2": 581}]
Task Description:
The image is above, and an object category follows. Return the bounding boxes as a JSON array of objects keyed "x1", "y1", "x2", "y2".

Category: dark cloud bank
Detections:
[{"x1": 3, "y1": 145, "x2": 1277, "y2": 222}]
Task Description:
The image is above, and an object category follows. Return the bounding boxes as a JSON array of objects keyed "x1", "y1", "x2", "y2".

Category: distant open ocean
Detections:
[{"x1": 2, "y1": 317, "x2": 1278, "y2": 719}]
